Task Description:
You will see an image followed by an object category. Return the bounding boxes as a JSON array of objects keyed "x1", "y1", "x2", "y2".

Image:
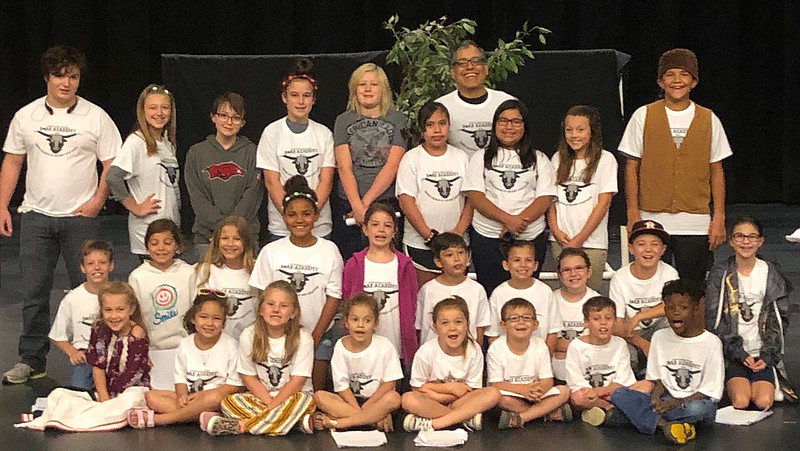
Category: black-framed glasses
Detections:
[
  {"x1": 214, "y1": 112, "x2": 244, "y2": 124},
  {"x1": 497, "y1": 117, "x2": 524, "y2": 127},
  {"x1": 452, "y1": 56, "x2": 487, "y2": 68},
  {"x1": 731, "y1": 233, "x2": 762, "y2": 242}
]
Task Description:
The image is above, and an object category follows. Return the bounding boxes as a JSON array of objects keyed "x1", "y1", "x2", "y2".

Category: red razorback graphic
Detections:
[{"x1": 206, "y1": 162, "x2": 245, "y2": 181}]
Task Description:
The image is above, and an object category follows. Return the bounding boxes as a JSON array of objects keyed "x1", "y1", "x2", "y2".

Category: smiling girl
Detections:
[{"x1": 108, "y1": 84, "x2": 180, "y2": 260}]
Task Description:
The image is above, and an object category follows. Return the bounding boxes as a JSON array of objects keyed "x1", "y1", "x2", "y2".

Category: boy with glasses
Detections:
[{"x1": 436, "y1": 41, "x2": 514, "y2": 158}]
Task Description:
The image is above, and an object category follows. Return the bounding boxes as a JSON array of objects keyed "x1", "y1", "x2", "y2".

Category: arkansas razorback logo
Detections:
[{"x1": 206, "y1": 161, "x2": 245, "y2": 181}]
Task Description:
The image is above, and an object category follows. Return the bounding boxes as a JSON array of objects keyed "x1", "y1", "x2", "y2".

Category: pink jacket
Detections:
[{"x1": 341, "y1": 248, "x2": 419, "y2": 362}]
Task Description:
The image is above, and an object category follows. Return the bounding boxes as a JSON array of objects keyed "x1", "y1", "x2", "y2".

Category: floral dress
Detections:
[{"x1": 85, "y1": 323, "x2": 151, "y2": 397}]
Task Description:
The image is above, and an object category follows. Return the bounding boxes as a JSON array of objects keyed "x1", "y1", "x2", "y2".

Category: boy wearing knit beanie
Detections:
[{"x1": 617, "y1": 48, "x2": 732, "y2": 284}]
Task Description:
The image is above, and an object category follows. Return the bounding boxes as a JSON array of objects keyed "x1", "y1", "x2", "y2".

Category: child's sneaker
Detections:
[
  {"x1": 602, "y1": 407, "x2": 629, "y2": 427},
  {"x1": 462, "y1": 413, "x2": 482, "y2": 431},
  {"x1": 546, "y1": 404, "x2": 573, "y2": 423},
  {"x1": 207, "y1": 416, "x2": 242, "y2": 436},
  {"x1": 298, "y1": 413, "x2": 315, "y2": 434},
  {"x1": 3, "y1": 363, "x2": 45, "y2": 385},
  {"x1": 664, "y1": 422, "x2": 696, "y2": 445},
  {"x1": 581, "y1": 406, "x2": 605, "y2": 426},
  {"x1": 199, "y1": 411, "x2": 220, "y2": 432},
  {"x1": 402, "y1": 414, "x2": 433, "y2": 432},
  {"x1": 497, "y1": 410, "x2": 523, "y2": 429}
]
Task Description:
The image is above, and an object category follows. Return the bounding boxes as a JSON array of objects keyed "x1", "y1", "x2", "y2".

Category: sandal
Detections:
[
  {"x1": 199, "y1": 411, "x2": 220, "y2": 432},
  {"x1": 127, "y1": 408, "x2": 155, "y2": 429},
  {"x1": 313, "y1": 412, "x2": 338, "y2": 430}
]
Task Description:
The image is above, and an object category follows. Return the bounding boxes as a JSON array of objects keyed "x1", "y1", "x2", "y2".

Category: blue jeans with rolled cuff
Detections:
[{"x1": 610, "y1": 386, "x2": 717, "y2": 434}]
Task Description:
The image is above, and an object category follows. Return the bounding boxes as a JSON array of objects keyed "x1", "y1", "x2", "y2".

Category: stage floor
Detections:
[{"x1": 1, "y1": 204, "x2": 798, "y2": 450}]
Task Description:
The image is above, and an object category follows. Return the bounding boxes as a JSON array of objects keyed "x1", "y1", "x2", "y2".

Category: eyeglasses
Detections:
[
  {"x1": 497, "y1": 117, "x2": 524, "y2": 127},
  {"x1": 214, "y1": 112, "x2": 244, "y2": 124},
  {"x1": 503, "y1": 314, "x2": 535, "y2": 323},
  {"x1": 452, "y1": 56, "x2": 487, "y2": 68},
  {"x1": 198, "y1": 288, "x2": 228, "y2": 298},
  {"x1": 559, "y1": 265, "x2": 588, "y2": 275},
  {"x1": 731, "y1": 233, "x2": 762, "y2": 242}
]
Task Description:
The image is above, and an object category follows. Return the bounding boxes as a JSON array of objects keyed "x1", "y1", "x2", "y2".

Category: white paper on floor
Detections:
[
  {"x1": 714, "y1": 406, "x2": 773, "y2": 426},
  {"x1": 330, "y1": 430, "x2": 388, "y2": 448},
  {"x1": 414, "y1": 429, "x2": 469, "y2": 447}
]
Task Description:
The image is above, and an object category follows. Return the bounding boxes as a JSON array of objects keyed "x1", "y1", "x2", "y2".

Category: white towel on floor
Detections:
[
  {"x1": 330, "y1": 430, "x2": 388, "y2": 447},
  {"x1": 414, "y1": 429, "x2": 469, "y2": 447}
]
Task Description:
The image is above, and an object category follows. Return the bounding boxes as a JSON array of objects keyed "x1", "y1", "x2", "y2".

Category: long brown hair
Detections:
[
  {"x1": 131, "y1": 84, "x2": 177, "y2": 156},
  {"x1": 555, "y1": 105, "x2": 603, "y2": 185},
  {"x1": 196, "y1": 216, "x2": 256, "y2": 288},
  {"x1": 432, "y1": 295, "x2": 473, "y2": 360},
  {"x1": 251, "y1": 280, "x2": 302, "y2": 365},
  {"x1": 97, "y1": 281, "x2": 148, "y2": 341}
]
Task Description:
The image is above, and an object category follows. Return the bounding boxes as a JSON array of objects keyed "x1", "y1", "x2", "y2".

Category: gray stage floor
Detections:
[{"x1": 0, "y1": 204, "x2": 798, "y2": 450}]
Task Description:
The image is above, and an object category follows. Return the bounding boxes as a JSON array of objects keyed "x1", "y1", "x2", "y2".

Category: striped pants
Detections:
[{"x1": 220, "y1": 392, "x2": 315, "y2": 436}]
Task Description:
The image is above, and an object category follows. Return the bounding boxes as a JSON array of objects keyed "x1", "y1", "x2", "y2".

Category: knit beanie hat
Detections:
[{"x1": 658, "y1": 48, "x2": 698, "y2": 80}]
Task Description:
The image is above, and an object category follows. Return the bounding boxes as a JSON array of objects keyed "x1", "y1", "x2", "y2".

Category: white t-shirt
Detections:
[
  {"x1": 486, "y1": 280, "x2": 560, "y2": 339},
  {"x1": 111, "y1": 132, "x2": 181, "y2": 255},
  {"x1": 435, "y1": 88, "x2": 515, "y2": 159},
  {"x1": 737, "y1": 259, "x2": 768, "y2": 357},
  {"x1": 409, "y1": 338, "x2": 484, "y2": 389},
  {"x1": 549, "y1": 150, "x2": 618, "y2": 249},
  {"x1": 249, "y1": 237, "x2": 343, "y2": 332},
  {"x1": 256, "y1": 118, "x2": 336, "y2": 237},
  {"x1": 618, "y1": 102, "x2": 733, "y2": 235},
  {"x1": 48, "y1": 284, "x2": 98, "y2": 350},
  {"x1": 363, "y1": 257, "x2": 402, "y2": 353},
  {"x1": 609, "y1": 261, "x2": 679, "y2": 331},
  {"x1": 237, "y1": 326, "x2": 314, "y2": 396},
  {"x1": 128, "y1": 259, "x2": 197, "y2": 350},
  {"x1": 331, "y1": 335, "x2": 404, "y2": 399},
  {"x1": 396, "y1": 144, "x2": 470, "y2": 248},
  {"x1": 203, "y1": 264, "x2": 258, "y2": 340},
  {"x1": 647, "y1": 329, "x2": 724, "y2": 401},
  {"x1": 174, "y1": 333, "x2": 243, "y2": 393},
  {"x1": 554, "y1": 287, "x2": 600, "y2": 340},
  {"x1": 463, "y1": 148, "x2": 556, "y2": 240},
  {"x1": 416, "y1": 277, "x2": 490, "y2": 344},
  {"x1": 565, "y1": 336, "x2": 636, "y2": 392},
  {"x1": 3, "y1": 96, "x2": 120, "y2": 216},
  {"x1": 486, "y1": 335, "x2": 553, "y2": 384}
]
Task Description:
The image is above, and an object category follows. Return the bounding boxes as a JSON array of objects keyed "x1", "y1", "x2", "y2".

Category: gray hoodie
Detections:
[{"x1": 184, "y1": 135, "x2": 263, "y2": 244}]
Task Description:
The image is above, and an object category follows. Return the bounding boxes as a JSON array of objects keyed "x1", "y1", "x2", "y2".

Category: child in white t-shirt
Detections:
[
  {"x1": 489, "y1": 298, "x2": 571, "y2": 429},
  {"x1": 396, "y1": 101, "x2": 472, "y2": 288},
  {"x1": 127, "y1": 290, "x2": 243, "y2": 428},
  {"x1": 107, "y1": 84, "x2": 180, "y2": 258},
  {"x1": 417, "y1": 233, "x2": 490, "y2": 345},
  {"x1": 249, "y1": 175, "x2": 343, "y2": 391},
  {"x1": 196, "y1": 216, "x2": 259, "y2": 339},
  {"x1": 610, "y1": 219, "x2": 678, "y2": 375},
  {"x1": 552, "y1": 248, "x2": 599, "y2": 381},
  {"x1": 49, "y1": 240, "x2": 114, "y2": 390},
  {"x1": 486, "y1": 240, "x2": 559, "y2": 352},
  {"x1": 611, "y1": 279, "x2": 723, "y2": 445},
  {"x1": 313, "y1": 293, "x2": 403, "y2": 432},
  {"x1": 566, "y1": 296, "x2": 638, "y2": 427},
  {"x1": 205, "y1": 280, "x2": 316, "y2": 436},
  {"x1": 547, "y1": 105, "x2": 618, "y2": 291},
  {"x1": 401, "y1": 296, "x2": 500, "y2": 431}
]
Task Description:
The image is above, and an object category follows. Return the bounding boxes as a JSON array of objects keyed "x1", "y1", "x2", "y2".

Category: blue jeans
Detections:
[
  {"x1": 18, "y1": 212, "x2": 97, "y2": 372},
  {"x1": 469, "y1": 229, "x2": 548, "y2": 295},
  {"x1": 610, "y1": 387, "x2": 717, "y2": 434},
  {"x1": 71, "y1": 362, "x2": 95, "y2": 391}
]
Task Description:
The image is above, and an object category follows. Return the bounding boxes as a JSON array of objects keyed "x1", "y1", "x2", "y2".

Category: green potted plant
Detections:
[{"x1": 384, "y1": 15, "x2": 550, "y2": 141}]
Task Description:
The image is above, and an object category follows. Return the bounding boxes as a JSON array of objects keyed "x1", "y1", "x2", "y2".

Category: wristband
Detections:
[{"x1": 424, "y1": 229, "x2": 439, "y2": 247}]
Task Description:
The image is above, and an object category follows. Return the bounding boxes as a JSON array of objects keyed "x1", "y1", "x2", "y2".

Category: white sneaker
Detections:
[
  {"x1": 403, "y1": 414, "x2": 433, "y2": 432},
  {"x1": 3, "y1": 363, "x2": 45, "y2": 385},
  {"x1": 463, "y1": 413, "x2": 482, "y2": 431}
]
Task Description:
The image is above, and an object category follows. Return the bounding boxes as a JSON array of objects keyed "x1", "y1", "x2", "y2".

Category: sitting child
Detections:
[
  {"x1": 49, "y1": 240, "x2": 115, "y2": 391},
  {"x1": 488, "y1": 298, "x2": 571, "y2": 429},
  {"x1": 127, "y1": 289, "x2": 242, "y2": 428},
  {"x1": 401, "y1": 296, "x2": 500, "y2": 431},
  {"x1": 565, "y1": 296, "x2": 637, "y2": 426},
  {"x1": 313, "y1": 293, "x2": 403, "y2": 431},
  {"x1": 611, "y1": 279, "x2": 723, "y2": 445}
]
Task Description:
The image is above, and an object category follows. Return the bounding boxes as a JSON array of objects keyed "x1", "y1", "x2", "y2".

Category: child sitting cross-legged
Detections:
[
  {"x1": 488, "y1": 298, "x2": 572, "y2": 429},
  {"x1": 611, "y1": 279, "x2": 723, "y2": 445}
]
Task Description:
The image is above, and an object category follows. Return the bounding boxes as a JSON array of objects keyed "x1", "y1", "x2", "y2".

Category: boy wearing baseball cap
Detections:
[
  {"x1": 610, "y1": 219, "x2": 679, "y2": 377},
  {"x1": 619, "y1": 48, "x2": 733, "y2": 283}
]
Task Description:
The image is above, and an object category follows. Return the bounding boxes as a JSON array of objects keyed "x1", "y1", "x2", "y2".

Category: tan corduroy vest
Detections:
[{"x1": 639, "y1": 100, "x2": 712, "y2": 214}]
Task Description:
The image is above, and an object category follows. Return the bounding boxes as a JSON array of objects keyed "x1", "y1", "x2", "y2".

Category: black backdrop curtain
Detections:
[{"x1": 2, "y1": 0, "x2": 798, "y2": 206}]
